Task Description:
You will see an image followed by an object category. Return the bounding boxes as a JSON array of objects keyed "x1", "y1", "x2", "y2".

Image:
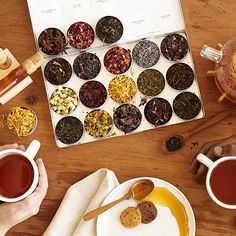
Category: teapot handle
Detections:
[{"x1": 25, "y1": 140, "x2": 41, "y2": 159}]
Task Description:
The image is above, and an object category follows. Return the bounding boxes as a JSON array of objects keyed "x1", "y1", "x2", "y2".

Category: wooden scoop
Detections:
[{"x1": 162, "y1": 111, "x2": 230, "y2": 154}]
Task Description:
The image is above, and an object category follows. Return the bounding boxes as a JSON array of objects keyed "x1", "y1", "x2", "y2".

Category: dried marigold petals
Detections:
[
  {"x1": 108, "y1": 75, "x2": 137, "y2": 103},
  {"x1": 7, "y1": 107, "x2": 37, "y2": 137}
]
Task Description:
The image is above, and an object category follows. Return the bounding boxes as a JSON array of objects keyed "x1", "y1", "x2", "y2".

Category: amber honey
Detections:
[{"x1": 144, "y1": 187, "x2": 189, "y2": 236}]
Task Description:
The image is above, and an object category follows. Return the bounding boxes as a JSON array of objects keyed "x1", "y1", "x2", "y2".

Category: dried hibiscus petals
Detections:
[
  {"x1": 67, "y1": 22, "x2": 95, "y2": 49},
  {"x1": 79, "y1": 81, "x2": 107, "y2": 108},
  {"x1": 161, "y1": 34, "x2": 189, "y2": 61},
  {"x1": 144, "y1": 98, "x2": 172, "y2": 126},
  {"x1": 104, "y1": 46, "x2": 132, "y2": 74}
]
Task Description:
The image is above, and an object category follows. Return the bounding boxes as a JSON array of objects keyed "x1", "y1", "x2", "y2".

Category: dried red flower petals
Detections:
[
  {"x1": 79, "y1": 81, "x2": 107, "y2": 108},
  {"x1": 104, "y1": 46, "x2": 132, "y2": 74},
  {"x1": 67, "y1": 22, "x2": 95, "y2": 49}
]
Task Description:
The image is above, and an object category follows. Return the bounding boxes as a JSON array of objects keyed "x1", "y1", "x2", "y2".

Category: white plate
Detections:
[{"x1": 97, "y1": 177, "x2": 196, "y2": 236}]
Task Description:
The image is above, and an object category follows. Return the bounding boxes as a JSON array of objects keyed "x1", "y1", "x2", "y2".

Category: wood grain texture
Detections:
[{"x1": 0, "y1": 0, "x2": 236, "y2": 235}]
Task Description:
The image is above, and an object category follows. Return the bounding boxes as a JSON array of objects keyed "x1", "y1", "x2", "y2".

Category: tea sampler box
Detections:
[{"x1": 27, "y1": 0, "x2": 205, "y2": 148}]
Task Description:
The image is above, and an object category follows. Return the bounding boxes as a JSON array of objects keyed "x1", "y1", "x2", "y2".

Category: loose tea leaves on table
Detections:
[
  {"x1": 108, "y1": 75, "x2": 137, "y2": 103},
  {"x1": 104, "y1": 46, "x2": 132, "y2": 74},
  {"x1": 84, "y1": 109, "x2": 113, "y2": 138},
  {"x1": 166, "y1": 63, "x2": 194, "y2": 90},
  {"x1": 113, "y1": 104, "x2": 142, "y2": 133},
  {"x1": 137, "y1": 69, "x2": 165, "y2": 96},
  {"x1": 144, "y1": 98, "x2": 172, "y2": 126},
  {"x1": 173, "y1": 92, "x2": 201, "y2": 120},
  {"x1": 50, "y1": 86, "x2": 78, "y2": 115},
  {"x1": 67, "y1": 22, "x2": 94, "y2": 49},
  {"x1": 79, "y1": 81, "x2": 107, "y2": 108},
  {"x1": 165, "y1": 136, "x2": 183, "y2": 152},
  {"x1": 55, "y1": 116, "x2": 83, "y2": 144},
  {"x1": 38, "y1": 28, "x2": 68, "y2": 55},
  {"x1": 73, "y1": 53, "x2": 101, "y2": 80},
  {"x1": 44, "y1": 58, "x2": 72, "y2": 85},
  {"x1": 96, "y1": 16, "x2": 123, "y2": 44},
  {"x1": 161, "y1": 34, "x2": 189, "y2": 61},
  {"x1": 132, "y1": 40, "x2": 160, "y2": 68}
]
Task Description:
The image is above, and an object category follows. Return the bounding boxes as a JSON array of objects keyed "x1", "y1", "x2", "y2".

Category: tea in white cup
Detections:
[
  {"x1": 0, "y1": 140, "x2": 40, "y2": 202},
  {"x1": 197, "y1": 154, "x2": 236, "y2": 209}
]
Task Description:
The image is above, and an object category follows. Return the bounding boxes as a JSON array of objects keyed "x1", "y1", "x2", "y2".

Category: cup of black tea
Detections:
[
  {"x1": 197, "y1": 154, "x2": 236, "y2": 209},
  {"x1": 0, "y1": 140, "x2": 40, "y2": 202}
]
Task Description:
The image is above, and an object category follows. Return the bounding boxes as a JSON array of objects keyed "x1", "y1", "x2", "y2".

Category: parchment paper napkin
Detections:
[{"x1": 43, "y1": 168, "x2": 119, "y2": 236}]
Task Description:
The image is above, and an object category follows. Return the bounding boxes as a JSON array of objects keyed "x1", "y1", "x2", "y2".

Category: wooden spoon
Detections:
[
  {"x1": 83, "y1": 179, "x2": 154, "y2": 221},
  {"x1": 162, "y1": 111, "x2": 230, "y2": 154}
]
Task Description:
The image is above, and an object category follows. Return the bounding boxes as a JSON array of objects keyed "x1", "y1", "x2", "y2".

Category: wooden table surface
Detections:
[{"x1": 1, "y1": 0, "x2": 236, "y2": 235}]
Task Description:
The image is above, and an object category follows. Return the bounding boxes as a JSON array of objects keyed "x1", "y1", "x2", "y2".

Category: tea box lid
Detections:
[{"x1": 27, "y1": 0, "x2": 185, "y2": 56}]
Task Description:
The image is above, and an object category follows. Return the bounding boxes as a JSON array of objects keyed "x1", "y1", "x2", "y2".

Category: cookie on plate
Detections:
[
  {"x1": 137, "y1": 201, "x2": 157, "y2": 224},
  {"x1": 120, "y1": 207, "x2": 141, "y2": 228}
]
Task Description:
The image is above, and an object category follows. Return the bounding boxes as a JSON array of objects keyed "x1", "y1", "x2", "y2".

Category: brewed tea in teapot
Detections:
[{"x1": 201, "y1": 36, "x2": 236, "y2": 103}]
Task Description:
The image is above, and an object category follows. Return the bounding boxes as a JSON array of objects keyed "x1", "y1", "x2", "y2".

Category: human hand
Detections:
[
  {"x1": 191, "y1": 134, "x2": 236, "y2": 179},
  {"x1": 0, "y1": 144, "x2": 48, "y2": 236}
]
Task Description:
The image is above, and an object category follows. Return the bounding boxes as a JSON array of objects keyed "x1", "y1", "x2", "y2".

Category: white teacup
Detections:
[
  {"x1": 197, "y1": 153, "x2": 236, "y2": 209},
  {"x1": 0, "y1": 140, "x2": 40, "y2": 202}
]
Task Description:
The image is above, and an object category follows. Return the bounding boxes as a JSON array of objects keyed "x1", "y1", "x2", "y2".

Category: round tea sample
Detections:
[
  {"x1": 144, "y1": 98, "x2": 172, "y2": 126},
  {"x1": 166, "y1": 63, "x2": 194, "y2": 90},
  {"x1": 161, "y1": 34, "x2": 189, "y2": 61},
  {"x1": 44, "y1": 58, "x2": 72, "y2": 85},
  {"x1": 67, "y1": 22, "x2": 94, "y2": 49},
  {"x1": 108, "y1": 75, "x2": 137, "y2": 103},
  {"x1": 96, "y1": 16, "x2": 123, "y2": 44},
  {"x1": 73, "y1": 53, "x2": 101, "y2": 80},
  {"x1": 50, "y1": 87, "x2": 78, "y2": 115},
  {"x1": 137, "y1": 69, "x2": 165, "y2": 96},
  {"x1": 55, "y1": 116, "x2": 83, "y2": 144},
  {"x1": 84, "y1": 109, "x2": 113, "y2": 138},
  {"x1": 132, "y1": 40, "x2": 160, "y2": 68},
  {"x1": 79, "y1": 81, "x2": 107, "y2": 108},
  {"x1": 173, "y1": 92, "x2": 201, "y2": 120},
  {"x1": 104, "y1": 46, "x2": 132, "y2": 74},
  {"x1": 113, "y1": 104, "x2": 142, "y2": 133},
  {"x1": 38, "y1": 28, "x2": 68, "y2": 55}
]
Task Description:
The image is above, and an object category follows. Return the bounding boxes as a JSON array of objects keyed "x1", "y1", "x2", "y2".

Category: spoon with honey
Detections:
[
  {"x1": 162, "y1": 111, "x2": 230, "y2": 154},
  {"x1": 83, "y1": 179, "x2": 154, "y2": 221}
]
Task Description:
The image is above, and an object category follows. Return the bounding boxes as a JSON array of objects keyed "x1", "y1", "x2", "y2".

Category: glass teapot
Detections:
[{"x1": 200, "y1": 36, "x2": 236, "y2": 103}]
